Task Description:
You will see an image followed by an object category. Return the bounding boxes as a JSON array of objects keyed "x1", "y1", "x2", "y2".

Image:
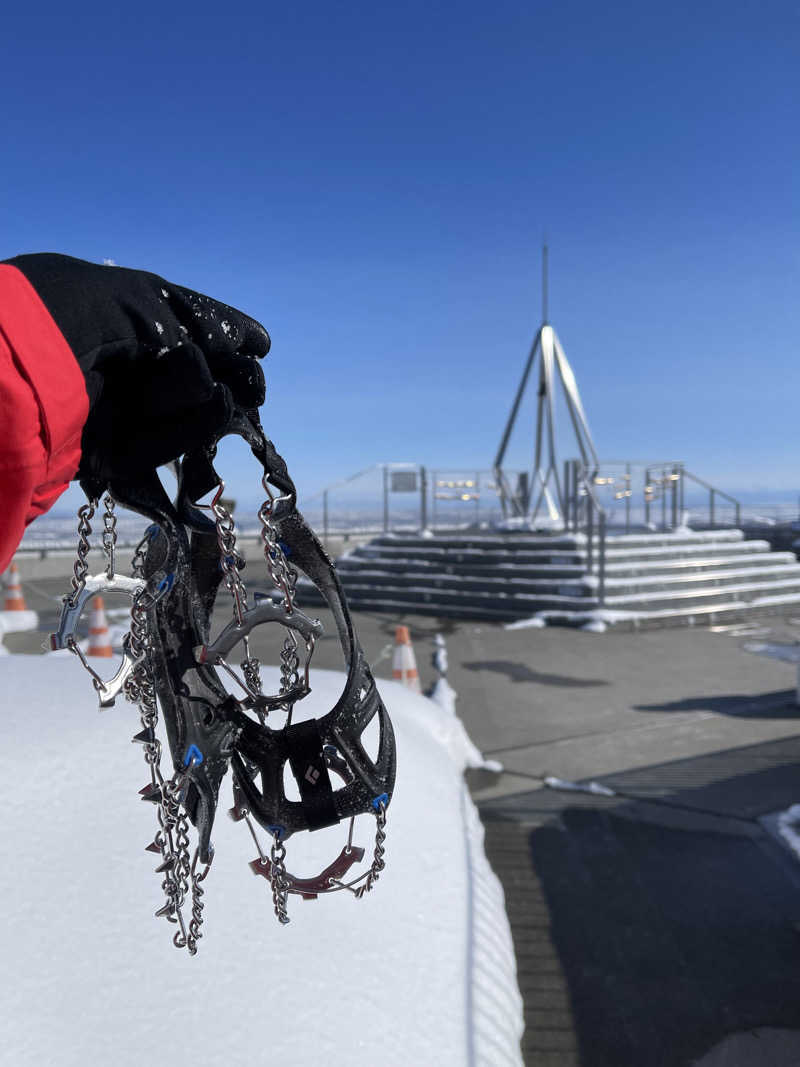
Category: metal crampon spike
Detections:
[{"x1": 139, "y1": 783, "x2": 162, "y2": 803}]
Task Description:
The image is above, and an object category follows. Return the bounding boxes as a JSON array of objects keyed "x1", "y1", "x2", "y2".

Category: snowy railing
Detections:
[
  {"x1": 565, "y1": 461, "x2": 744, "y2": 534},
  {"x1": 301, "y1": 464, "x2": 524, "y2": 538}
]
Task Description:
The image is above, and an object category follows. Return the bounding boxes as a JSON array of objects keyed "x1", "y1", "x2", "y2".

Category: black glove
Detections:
[{"x1": 3, "y1": 253, "x2": 269, "y2": 495}]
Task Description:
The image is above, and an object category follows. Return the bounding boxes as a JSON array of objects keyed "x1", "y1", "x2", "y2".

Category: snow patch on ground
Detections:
[
  {"x1": 0, "y1": 609, "x2": 39, "y2": 652},
  {"x1": 776, "y1": 805, "x2": 800, "y2": 860},
  {"x1": 505, "y1": 615, "x2": 546, "y2": 630},
  {"x1": 743, "y1": 641, "x2": 800, "y2": 665},
  {"x1": 0, "y1": 655, "x2": 523, "y2": 1067}
]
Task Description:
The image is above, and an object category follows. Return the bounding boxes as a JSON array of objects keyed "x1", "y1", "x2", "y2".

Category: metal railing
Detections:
[
  {"x1": 681, "y1": 469, "x2": 741, "y2": 529},
  {"x1": 301, "y1": 465, "x2": 523, "y2": 539},
  {"x1": 562, "y1": 461, "x2": 744, "y2": 607}
]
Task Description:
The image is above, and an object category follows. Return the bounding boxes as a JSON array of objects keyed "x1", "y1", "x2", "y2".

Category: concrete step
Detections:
[
  {"x1": 301, "y1": 572, "x2": 800, "y2": 618},
  {"x1": 605, "y1": 575, "x2": 800, "y2": 613},
  {"x1": 312, "y1": 527, "x2": 800, "y2": 628},
  {"x1": 368, "y1": 529, "x2": 745, "y2": 551},
  {"x1": 349, "y1": 538, "x2": 772, "y2": 568},
  {"x1": 298, "y1": 579, "x2": 800, "y2": 628},
  {"x1": 539, "y1": 591, "x2": 800, "y2": 632},
  {"x1": 337, "y1": 551, "x2": 795, "y2": 584},
  {"x1": 327, "y1": 561, "x2": 800, "y2": 601},
  {"x1": 599, "y1": 562, "x2": 800, "y2": 596},
  {"x1": 298, "y1": 579, "x2": 594, "y2": 615}
]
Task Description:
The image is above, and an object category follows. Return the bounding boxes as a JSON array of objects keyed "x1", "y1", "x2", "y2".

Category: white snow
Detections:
[
  {"x1": 0, "y1": 609, "x2": 39, "y2": 653},
  {"x1": 0, "y1": 655, "x2": 523, "y2": 1067},
  {"x1": 427, "y1": 676, "x2": 503, "y2": 774},
  {"x1": 771, "y1": 804, "x2": 800, "y2": 861},
  {"x1": 505, "y1": 615, "x2": 546, "y2": 630},
  {"x1": 544, "y1": 775, "x2": 617, "y2": 798}
]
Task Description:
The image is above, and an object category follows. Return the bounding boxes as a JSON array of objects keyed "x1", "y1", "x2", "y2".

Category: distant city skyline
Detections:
[{"x1": 2, "y1": 3, "x2": 797, "y2": 512}]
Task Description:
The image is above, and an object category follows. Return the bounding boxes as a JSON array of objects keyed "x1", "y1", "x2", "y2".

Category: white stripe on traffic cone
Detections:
[
  {"x1": 392, "y1": 624, "x2": 420, "y2": 691},
  {"x1": 88, "y1": 596, "x2": 113, "y2": 657},
  {"x1": 3, "y1": 562, "x2": 27, "y2": 611}
]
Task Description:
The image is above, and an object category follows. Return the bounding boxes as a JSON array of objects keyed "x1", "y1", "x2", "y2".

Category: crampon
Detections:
[{"x1": 51, "y1": 406, "x2": 396, "y2": 955}]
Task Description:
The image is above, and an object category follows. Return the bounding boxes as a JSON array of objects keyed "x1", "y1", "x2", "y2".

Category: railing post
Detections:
[
  {"x1": 625, "y1": 462, "x2": 631, "y2": 534},
  {"x1": 576, "y1": 460, "x2": 584, "y2": 531},
  {"x1": 420, "y1": 466, "x2": 428, "y2": 531},
  {"x1": 598, "y1": 510, "x2": 606, "y2": 606},
  {"x1": 587, "y1": 489, "x2": 594, "y2": 575},
  {"x1": 735, "y1": 500, "x2": 741, "y2": 528},
  {"x1": 323, "y1": 489, "x2": 329, "y2": 542},
  {"x1": 645, "y1": 468, "x2": 651, "y2": 527},
  {"x1": 679, "y1": 464, "x2": 685, "y2": 522},
  {"x1": 383, "y1": 466, "x2": 389, "y2": 533},
  {"x1": 671, "y1": 467, "x2": 678, "y2": 529},
  {"x1": 563, "y1": 460, "x2": 570, "y2": 531},
  {"x1": 710, "y1": 488, "x2": 715, "y2": 528},
  {"x1": 661, "y1": 468, "x2": 667, "y2": 531}
]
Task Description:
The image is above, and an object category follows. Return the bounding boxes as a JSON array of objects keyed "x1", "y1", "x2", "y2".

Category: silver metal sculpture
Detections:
[{"x1": 493, "y1": 245, "x2": 599, "y2": 524}]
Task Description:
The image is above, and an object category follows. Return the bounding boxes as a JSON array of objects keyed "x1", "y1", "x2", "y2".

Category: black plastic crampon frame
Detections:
[{"x1": 108, "y1": 410, "x2": 396, "y2": 863}]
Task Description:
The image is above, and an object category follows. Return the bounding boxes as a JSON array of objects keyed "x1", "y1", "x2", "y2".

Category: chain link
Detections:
[
  {"x1": 270, "y1": 834, "x2": 291, "y2": 925},
  {"x1": 207, "y1": 485, "x2": 263, "y2": 694},
  {"x1": 123, "y1": 568, "x2": 209, "y2": 954},
  {"x1": 187, "y1": 849, "x2": 212, "y2": 954},
  {"x1": 102, "y1": 495, "x2": 117, "y2": 579},
  {"x1": 353, "y1": 802, "x2": 387, "y2": 898},
  {"x1": 258, "y1": 474, "x2": 297, "y2": 613},
  {"x1": 68, "y1": 501, "x2": 98, "y2": 605}
]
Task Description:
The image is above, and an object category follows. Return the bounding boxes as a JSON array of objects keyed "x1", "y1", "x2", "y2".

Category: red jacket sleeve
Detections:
[{"x1": 0, "y1": 265, "x2": 89, "y2": 572}]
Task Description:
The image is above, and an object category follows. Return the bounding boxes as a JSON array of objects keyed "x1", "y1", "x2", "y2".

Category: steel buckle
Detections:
[{"x1": 50, "y1": 573, "x2": 146, "y2": 708}]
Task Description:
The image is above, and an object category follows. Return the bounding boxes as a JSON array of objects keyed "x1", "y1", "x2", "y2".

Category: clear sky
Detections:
[{"x1": 1, "y1": 2, "x2": 797, "y2": 510}]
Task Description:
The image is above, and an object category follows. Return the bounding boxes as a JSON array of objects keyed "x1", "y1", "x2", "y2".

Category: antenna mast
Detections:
[
  {"x1": 542, "y1": 241, "x2": 548, "y2": 324},
  {"x1": 493, "y1": 241, "x2": 599, "y2": 523}
]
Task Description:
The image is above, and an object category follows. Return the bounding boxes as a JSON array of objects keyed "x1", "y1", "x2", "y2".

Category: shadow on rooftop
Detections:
[
  {"x1": 463, "y1": 659, "x2": 609, "y2": 687},
  {"x1": 634, "y1": 689, "x2": 799, "y2": 719},
  {"x1": 480, "y1": 734, "x2": 800, "y2": 1066}
]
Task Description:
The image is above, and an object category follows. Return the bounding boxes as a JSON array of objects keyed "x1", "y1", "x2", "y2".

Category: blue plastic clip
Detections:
[
  {"x1": 158, "y1": 572, "x2": 175, "y2": 593},
  {"x1": 268, "y1": 824, "x2": 286, "y2": 841},
  {"x1": 145, "y1": 524, "x2": 161, "y2": 541},
  {"x1": 278, "y1": 540, "x2": 292, "y2": 559},
  {"x1": 183, "y1": 744, "x2": 204, "y2": 767},
  {"x1": 372, "y1": 793, "x2": 389, "y2": 811}
]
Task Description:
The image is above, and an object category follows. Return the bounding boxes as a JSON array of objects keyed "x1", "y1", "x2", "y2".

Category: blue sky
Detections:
[{"x1": 1, "y1": 2, "x2": 797, "y2": 510}]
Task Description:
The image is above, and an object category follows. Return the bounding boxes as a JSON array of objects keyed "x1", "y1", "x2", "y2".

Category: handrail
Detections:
[
  {"x1": 570, "y1": 461, "x2": 607, "y2": 606},
  {"x1": 682, "y1": 469, "x2": 741, "y2": 511}
]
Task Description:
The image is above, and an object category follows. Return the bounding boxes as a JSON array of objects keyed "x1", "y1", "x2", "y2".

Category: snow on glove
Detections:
[{"x1": 2, "y1": 253, "x2": 269, "y2": 496}]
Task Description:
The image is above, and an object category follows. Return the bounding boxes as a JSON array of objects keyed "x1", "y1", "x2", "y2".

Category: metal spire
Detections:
[
  {"x1": 493, "y1": 242, "x2": 599, "y2": 524},
  {"x1": 542, "y1": 241, "x2": 548, "y2": 325}
]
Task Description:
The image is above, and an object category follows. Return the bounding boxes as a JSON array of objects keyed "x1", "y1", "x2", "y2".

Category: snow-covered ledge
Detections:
[{"x1": 0, "y1": 655, "x2": 524, "y2": 1067}]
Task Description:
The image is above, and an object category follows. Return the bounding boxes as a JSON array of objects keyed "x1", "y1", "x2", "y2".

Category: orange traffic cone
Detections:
[
  {"x1": 3, "y1": 562, "x2": 27, "y2": 611},
  {"x1": 87, "y1": 596, "x2": 113, "y2": 657},
  {"x1": 392, "y1": 625, "x2": 420, "y2": 691}
]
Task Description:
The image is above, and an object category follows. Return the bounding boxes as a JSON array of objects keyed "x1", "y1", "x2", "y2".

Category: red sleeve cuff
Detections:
[{"x1": 0, "y1": 264, "x2": 89, "y2": 571}]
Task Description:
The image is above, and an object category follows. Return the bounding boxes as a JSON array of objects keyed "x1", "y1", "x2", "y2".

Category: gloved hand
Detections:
[{"x1": 2, "y1": 253, "x2": 269, "y2": 496}]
